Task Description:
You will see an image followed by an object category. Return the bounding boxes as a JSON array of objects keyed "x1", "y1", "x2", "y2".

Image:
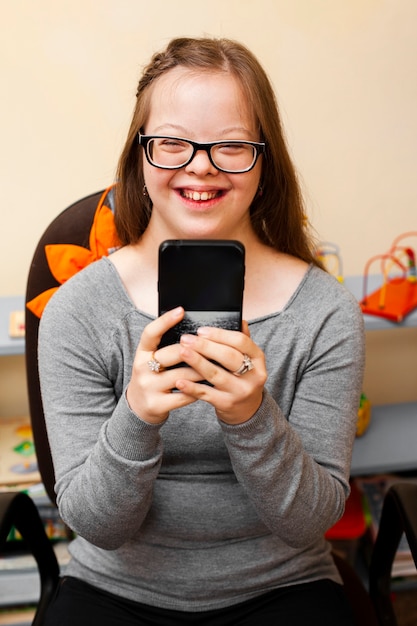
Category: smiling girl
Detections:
[{"x1": 39, "y1": 37, "x2": 364, "y2": 625}]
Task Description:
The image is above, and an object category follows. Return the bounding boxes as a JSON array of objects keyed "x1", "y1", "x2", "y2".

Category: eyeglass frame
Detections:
[{"x1": 138, "y1": 134, "x2": 266, "y2": 174}]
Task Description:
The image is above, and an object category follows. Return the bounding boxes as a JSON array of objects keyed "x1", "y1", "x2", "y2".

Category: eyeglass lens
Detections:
[{"x1": 147, "y1": 138, "x2": 257, "y2": 172}]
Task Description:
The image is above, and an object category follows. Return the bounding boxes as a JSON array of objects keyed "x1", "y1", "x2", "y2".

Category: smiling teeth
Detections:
[{"x1": 183, "y1": 190, "x2": 218, "y2": 201}]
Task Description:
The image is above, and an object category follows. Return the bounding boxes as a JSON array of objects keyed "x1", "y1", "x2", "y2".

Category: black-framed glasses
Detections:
[{"x1": 138, "y1": 134, "x2": 265, "y2": 174}]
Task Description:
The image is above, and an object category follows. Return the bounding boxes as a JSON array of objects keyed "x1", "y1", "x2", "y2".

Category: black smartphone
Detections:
[{"x1": 158, "y1": 239, "x2": 245, "y2": 351}]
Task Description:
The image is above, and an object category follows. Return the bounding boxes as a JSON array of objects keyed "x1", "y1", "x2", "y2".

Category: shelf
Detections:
[
  {"x1": 351, "y1": 402, "x2": 417, "y2": 476},
  {"x1": 0, "y1": 542, "x2": 68, "y2": 609},
  {"x1": 0, "y1": 297, "x2": 25, "y2": 356},
  {"x1": 343, "y1": 275, "x2": 417, "y2": 331},
  {"x1": 345, "y1": 275, "x2": 417, "y2": 476},
  {"x1": 1, "y1": 276, "x2": 416, "y2": 356},
  {"x1": 0, "y1": 570, "x2": 39, "y2": 607}
]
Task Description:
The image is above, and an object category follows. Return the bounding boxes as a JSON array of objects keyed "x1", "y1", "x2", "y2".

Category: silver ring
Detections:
[
  {"x1": 233, "y1": 354, "x2": 254, "y2": 376},
  {"x1": 147, "y1": 352, "x2": 164, "y2": 373}
]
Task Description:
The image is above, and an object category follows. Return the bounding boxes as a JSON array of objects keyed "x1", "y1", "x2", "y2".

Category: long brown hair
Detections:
[{"x1": 115, "y1": 37, "x2": 319, "y2": 265}]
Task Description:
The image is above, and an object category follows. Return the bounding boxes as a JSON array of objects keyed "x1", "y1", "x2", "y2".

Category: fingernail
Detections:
[
  {"x1": 172, "y1": 306, "x2": 184, "y2": 318},
  {"x1": 180, "y1": 334, "x2": 195, "y2": 345},
  {"x1": 197, "y1": 327, "x2": 210, "y2": 337}
]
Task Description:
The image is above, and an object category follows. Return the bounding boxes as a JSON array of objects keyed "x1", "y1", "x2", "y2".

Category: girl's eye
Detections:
[
  {"x1": 159, "y1": 139, "x2": 188, "y2": 152},
  {"x1": 216, "y1": 143, "x2": 248, "y2": 154}
]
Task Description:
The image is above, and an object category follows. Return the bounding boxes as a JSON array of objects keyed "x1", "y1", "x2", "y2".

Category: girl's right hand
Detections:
[{"x1": 126, "y1": 307, "x2": 201, "y2": 424}]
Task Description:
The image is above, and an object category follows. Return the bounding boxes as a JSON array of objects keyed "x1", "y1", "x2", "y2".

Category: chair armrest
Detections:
[
  {"x1": 0, "y1": 491, "x2": 60, "y2": 625},
  {"x1": 369, "y1": 483, "x2": 417, "y2": 626}
]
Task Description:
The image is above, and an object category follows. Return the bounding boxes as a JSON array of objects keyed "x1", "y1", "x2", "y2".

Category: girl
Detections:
[{"x1": 39, "y1": 37, "x2": 364, "y2": 625}]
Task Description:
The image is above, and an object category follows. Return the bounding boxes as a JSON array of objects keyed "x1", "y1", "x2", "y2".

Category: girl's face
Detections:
[{"x1": 142, "y1": 67, "x2": 262, "y2": 243}]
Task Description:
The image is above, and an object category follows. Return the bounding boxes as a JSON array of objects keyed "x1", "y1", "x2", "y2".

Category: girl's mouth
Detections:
[{"x1": 180, "y1": 189, "x2": 223, "y2": 202}]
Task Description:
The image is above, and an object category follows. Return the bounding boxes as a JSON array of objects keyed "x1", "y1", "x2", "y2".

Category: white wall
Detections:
[{"x1": 1, "y1": 0, "x2": 416, "y2": 415}]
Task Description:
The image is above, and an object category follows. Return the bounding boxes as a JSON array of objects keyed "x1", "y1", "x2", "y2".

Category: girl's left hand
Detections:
[{"x1": 176, "y1": 321, "x2": 267, "y2": 425}]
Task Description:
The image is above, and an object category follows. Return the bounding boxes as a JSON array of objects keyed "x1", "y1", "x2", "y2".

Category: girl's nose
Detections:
[{"x1": 184, "y1": 149, "x2": 219, "y2": 176}]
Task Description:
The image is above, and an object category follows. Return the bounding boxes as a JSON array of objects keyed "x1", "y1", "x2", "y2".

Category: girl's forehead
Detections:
[
  {"x1": 151, "y1": 66, "x2": 235, "y2": 97},
  {"x1": 146, "y1": 67, "x2": 257, "y2": 135}
]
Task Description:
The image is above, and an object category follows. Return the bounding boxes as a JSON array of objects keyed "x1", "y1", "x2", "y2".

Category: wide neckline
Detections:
[{"x1": 102, "y1": 255, "x2": 314, "y2": 325}]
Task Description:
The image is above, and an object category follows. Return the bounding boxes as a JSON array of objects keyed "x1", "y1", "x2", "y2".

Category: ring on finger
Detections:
[
  {"x1": 147, "y1": 351, "x2": 164, "y2": 373},
  {"x1": 232, "y1": 354, "x2": 254, "y2": 377}
]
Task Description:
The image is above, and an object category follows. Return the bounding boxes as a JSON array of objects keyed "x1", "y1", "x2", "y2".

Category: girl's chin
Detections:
[{"x1": 166, "y1": 219, "x2": 235, "y2": 241}]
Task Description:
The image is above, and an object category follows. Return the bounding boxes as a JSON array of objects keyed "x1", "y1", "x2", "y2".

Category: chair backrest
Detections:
[{"x1": 25, "y1": 188, "x2": 118, "y2": 503}]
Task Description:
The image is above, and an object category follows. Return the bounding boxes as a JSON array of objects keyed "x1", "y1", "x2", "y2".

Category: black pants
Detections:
[{"x1": 43, "y1": 576, "x2": 356, "y2": 625}]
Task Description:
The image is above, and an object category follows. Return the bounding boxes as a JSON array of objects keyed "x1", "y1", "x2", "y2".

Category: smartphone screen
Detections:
[{"x1": 158, "y1": 240, "x2": 245, "y2": 350}]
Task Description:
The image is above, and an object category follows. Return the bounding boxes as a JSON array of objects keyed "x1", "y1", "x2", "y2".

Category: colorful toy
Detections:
[
  {"x1": 356, "y1": 393, "x2": 371, "y2": 437},
  {"x1": 315, "y1": 242, "x2": 344, "y2": 282},
  {"x1": 360, "y1": 232, "x2": 417, "y2": 323}
]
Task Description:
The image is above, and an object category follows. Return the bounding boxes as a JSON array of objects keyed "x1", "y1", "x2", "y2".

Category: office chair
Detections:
[{"x1": 1, "y1": 188, "x2": 416, "y2": 625}]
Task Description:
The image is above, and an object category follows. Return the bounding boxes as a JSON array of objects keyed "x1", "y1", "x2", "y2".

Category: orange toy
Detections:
[{"x1": 360, "y1": 232, "x2": 417, "y2": 323}]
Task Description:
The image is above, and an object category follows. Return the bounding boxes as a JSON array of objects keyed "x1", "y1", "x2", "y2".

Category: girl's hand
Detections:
[
  {"x1": 126, "y1": 307, "x2": 202, "y2": 424},
  {"x1": 176, "y1": 321, "x2": 267, "y2": 425}
]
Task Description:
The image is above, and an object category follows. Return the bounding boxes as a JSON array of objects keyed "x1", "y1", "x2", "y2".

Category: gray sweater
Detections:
[{"x1": 38, "y1": 257, "x2": 365, "y2": 611}]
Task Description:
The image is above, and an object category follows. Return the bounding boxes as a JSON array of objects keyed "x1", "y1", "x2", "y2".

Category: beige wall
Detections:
[{"x1": 1, "y1": 0, "x2": 416, "y2": 416}]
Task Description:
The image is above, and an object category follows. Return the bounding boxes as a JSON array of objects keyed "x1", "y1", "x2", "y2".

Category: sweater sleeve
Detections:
[
  {"x1": 38, "y1": 268, "x2": 163, "y2": 550},
  {"x1": 219, "y1": 280, "x2": 365, "y2": 548}
]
